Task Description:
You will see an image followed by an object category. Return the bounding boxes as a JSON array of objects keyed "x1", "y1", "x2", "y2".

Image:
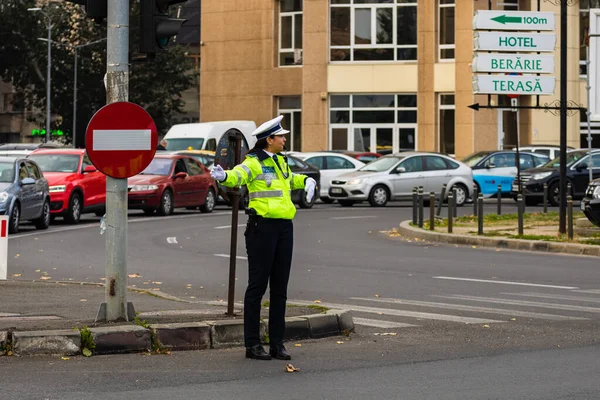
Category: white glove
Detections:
[
  {"x1": 305, "y1": 178, "x2": 316, "y2": 202},
  {"x1": 211, "y1": 165, "x2": 226, "y2": 182}
]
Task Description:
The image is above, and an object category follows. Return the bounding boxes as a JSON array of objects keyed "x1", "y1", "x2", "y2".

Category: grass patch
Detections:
[
  {"x1": 78, "y1": 326, "x2": 96, "y2": 357},
  {"x1": 306, "y1": 304, "x2": 330, "y2": 314}
]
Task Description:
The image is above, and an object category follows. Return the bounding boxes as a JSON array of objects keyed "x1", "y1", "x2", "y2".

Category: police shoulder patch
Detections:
[{"x1": 261, "y1": 166, "x2": 276, "y2": 174}]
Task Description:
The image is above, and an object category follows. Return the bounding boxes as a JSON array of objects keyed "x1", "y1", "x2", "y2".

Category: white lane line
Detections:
[
  {"x1": 287, "y1": 300, "x2": 504, "y2": 324},
  {"x1": 0, "y1": 313, "x2": 20, "y2": 317},
  {"x1": 353, "y1": 318, "x2": 417, "y2": 329},
  {"x1": 572, "y1": 289, "x2": 600, "y2": 294},
  {"x1": 214, "y1": 224, "x2": 245, "y2": 230},
  {"x1": 167, "y1": 237, "x2": 178, "y2": 244},
  {"x1": 504, "y1": 292, "x2": 600, "y2": 304},
  {"x1": 214, "y1": 253, "x2": 248, "y2": 260},
  {"x1": 435, "y1": 295, "x2": 600, "y2": 314},
  {"x1": 330, "y1": 216, "x2": 378, "y2": 220},
  {"x1": 350, "y1": 297, "x2": 586, "y2": 321},
  {"x1": 433, "y1": 276, "x2": 579, "y2": 290}
]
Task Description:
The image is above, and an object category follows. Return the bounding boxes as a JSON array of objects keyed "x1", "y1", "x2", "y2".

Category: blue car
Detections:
[
  {"x1": 0, "y1": 156, "x2": 51, "y2": 233},
  {"x1": 462, "y1": 151, "x2": 550, "y2": 197}
]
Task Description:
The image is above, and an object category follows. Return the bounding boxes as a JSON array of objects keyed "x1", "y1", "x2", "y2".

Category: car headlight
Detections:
[
  {"x1": 129, "y1": 184, "x2": 159, "y2": 192},
  {"x1": 347, "y1": 178, "x2": 367, "y2": 185},
  {"x1": 49, "y1": 185, "x2": 67, "y2": 193},
  {"x1": 593, "y1": 186, "x2": 600, "y2": 199},
  {"x1": 0, "y1": 192, "x2": 9, "y2": 203},
  {"x1": 531, "y1": 172, "x2": 552, "y2": 181}
]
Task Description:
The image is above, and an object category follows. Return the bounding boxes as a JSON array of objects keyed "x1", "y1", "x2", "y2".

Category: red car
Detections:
[
  {"x1": 128, "y1": 154, "x2": 217, "y2": 215},
  {"x1": 28, "y1": 149, "x2": 106, "y2": 223}
]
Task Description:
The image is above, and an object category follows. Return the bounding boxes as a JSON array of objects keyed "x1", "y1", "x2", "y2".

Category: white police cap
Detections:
[{"x1": 251, "y1": 115, "x2": 289, "y2": 140}]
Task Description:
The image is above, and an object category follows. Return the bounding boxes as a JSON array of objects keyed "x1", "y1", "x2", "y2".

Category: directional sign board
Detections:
[
  {"x1": 472, "y1": 54, "x2": 555, "y2": 74},
  {"x1": 474, "y1": 32, "x2": 556, "y2": 52},
  {"x1": 473, "y1": 10, "x2": 555, "y2": 31},
  {"x1": 473, "y1": 75, "x2": 556, "y2": 95},
  {"x1": 85, "y1": 102, "x2": 157, "y2": 179}
]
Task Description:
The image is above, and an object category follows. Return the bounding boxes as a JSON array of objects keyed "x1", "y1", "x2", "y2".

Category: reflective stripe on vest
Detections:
[
  {"x1": 249, "y1": 190, "x2": 283, "y2": 199},
  {"x1": 240, "y1": 164, "x2": 252, "y2": 180},
  {"x1": 234, "y1": 171, "x2": 242, "y2": 187}
]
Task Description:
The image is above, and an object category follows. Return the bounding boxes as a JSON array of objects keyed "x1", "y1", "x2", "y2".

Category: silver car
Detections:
[{"x1": 328, "y1": 152, "x2": 473, "y2": 207}]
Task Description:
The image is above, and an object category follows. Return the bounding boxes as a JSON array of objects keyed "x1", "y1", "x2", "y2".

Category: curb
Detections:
[
  {"x1": 395, "y1": 220, "x2": 600, "y2": 257},
  {"x1": 0, "y1": 310, "x2": 354, "y2": 357}
]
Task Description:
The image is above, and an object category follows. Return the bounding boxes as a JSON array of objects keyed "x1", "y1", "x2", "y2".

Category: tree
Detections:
[{"x1": 0, "y1": 0, "x2": 197, "y2": 145}]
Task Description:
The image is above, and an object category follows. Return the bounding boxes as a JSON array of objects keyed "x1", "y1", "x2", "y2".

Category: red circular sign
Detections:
[
  {"x1": 505, "y1": 72, "x2": 522, "y2": 99},
  {"x1": 85, "y1": 102, "x2": 157, "y2": 179}
]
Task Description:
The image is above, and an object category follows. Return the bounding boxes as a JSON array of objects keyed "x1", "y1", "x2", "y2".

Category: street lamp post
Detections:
[{"x1": 28, "y1": 7, "x2": 52, "y2": 143}]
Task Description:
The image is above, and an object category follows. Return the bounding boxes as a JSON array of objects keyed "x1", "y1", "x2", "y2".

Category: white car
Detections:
[
  {"x1": 293, "y1": 152, "x2": 364, "y2": 203},
  {"x1": 328, "y1": 152, "x2": 473, "y2": 207}
]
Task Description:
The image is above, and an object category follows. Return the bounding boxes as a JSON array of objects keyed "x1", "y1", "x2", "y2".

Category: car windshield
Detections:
[
  {"x1": 359, "y1": 156, "x2": 402, "y2": 172},
  {"x1": 165, "y1": 139, "x2": 204, "y2": 151},
  {"x1": 462, "y1": 151, "x2": 490, "y2": 167},
  {"x1": 28, "y1": 154, "x2": 80, "y2": 173},
  {"x1": 140, "y1": 158, "x2": 173, "y2": 176},
  {"x1": 544, "y1": 150, "x2": 588, "y2": 168},
  {"x1": 0, "y1": 162, "x2": 15, "y2": 183}
]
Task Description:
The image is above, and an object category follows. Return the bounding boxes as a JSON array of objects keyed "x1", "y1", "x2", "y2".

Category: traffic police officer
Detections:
[{"x1": 211, "y1": 116, "x2": 316, "y2": 360}]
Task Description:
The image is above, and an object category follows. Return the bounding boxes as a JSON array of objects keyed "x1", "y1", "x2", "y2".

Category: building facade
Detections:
[{"x1": 200, "y1": 0, "x2": 598, "y2": 159}]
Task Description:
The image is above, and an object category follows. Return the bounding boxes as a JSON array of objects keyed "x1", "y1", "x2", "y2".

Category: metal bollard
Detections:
[
  {"x1": 567, "y1": 195, "x2": 573, "y2": 241},
  {"x1": 418, "y1": 187, "x2": 424, "y2": 228},
  {"x1": 429, "y1": 192, "x2": 435, "y2": 231},
  {"x1": 473, "y1": 185, "x2": 479, "y2": 216},
  {"x1": 567, "y1": 182, "x2": 572, "y2": 198},
  {"x1": 447, "y1": 192, "x2": 453, "y2": 234},
  {"x1": 452, "y1": 187, "x2": 458, "y2": 218},
  {"x1": 437, "y1": 184, "x2": 447, "y2": 217},
  {"x1": 543, "y1": 183, "x2": 548, "y2": 214},
  {"x1": 517, "y1": 194, "x2": 524, "y2": 236},
  {"x1": 497, "y1": 184, "x2": 502, "y2": 215},
  {"x1": 412, "y1": 187, "x2": 418, "y2": 224},
  {"x1": 477, "y1": 193, "x2": 484, "y2": 235}
]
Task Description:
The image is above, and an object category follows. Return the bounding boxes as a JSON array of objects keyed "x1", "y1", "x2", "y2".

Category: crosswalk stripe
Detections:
[
  {"x1": 353, "y1": 318, "x2": 417, "y2": 329},
  {"x1": 432, "y1": 276, "x2": 578, "y2": 290},
  {"x1": 287, "y1": 300, "x2": 505, "y2": 324},
  {"x1": 504, "y1": 292, "x2": 600, "y2": 304},
  {"x1": 350, "y1": 297, "x2": 587, "y2": 321},
  {"x1": 0, "y1": 313, "x2": 20, "y2": 317},
  {"x1": 435, "y1": 295, "x2": 600, "y2": 313},
  {"x1": 572, "y1": 289, "x2": 600, "y2": 294}
]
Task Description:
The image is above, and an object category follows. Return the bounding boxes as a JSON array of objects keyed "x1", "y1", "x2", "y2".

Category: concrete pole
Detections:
[
  {"x1": 45, "y1": 13, "x2": 51, "y2": 143},
  {"x1": 102, "y1": 0, "x2": 130, "y2": 321}
]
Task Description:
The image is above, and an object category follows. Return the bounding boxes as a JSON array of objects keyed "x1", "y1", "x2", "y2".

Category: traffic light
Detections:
[
  {"x1": 140, "y1": 0, "x2": 187, "y2": 55},
  {"x1": 64, "y1": 0, "x2": 107, "y2": 23}
]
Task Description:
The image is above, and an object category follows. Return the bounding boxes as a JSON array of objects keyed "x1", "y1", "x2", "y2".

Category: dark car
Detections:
[
  {"x1": 0, "y1": 156, "x2": 51, "y2": 233},
  {"x1": 512, "y1": 149, "x2": 600, "y2": 206},
  {"x1": 581, "y1": 179, "x2": 600, "y2": 227}
]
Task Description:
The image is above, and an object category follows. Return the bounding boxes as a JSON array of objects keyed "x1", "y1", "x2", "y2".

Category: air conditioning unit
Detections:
[{"x1": 294, "y1": 48, "x2": 303, "y2": 64}]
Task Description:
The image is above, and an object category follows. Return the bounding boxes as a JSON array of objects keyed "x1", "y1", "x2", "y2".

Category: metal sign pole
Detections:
[
  {"x1": 227, "y1": 134, "x2": 242, "y2": 316},
  {"x1": 558, "y1": 1, "x2": 567, "y2": 234},
  {"x1": 513, "y1": 98, "x2": 521, "y2": 195}
]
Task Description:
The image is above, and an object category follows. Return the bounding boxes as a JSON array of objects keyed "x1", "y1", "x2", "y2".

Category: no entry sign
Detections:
[{"x1": 85, "y1": 102, "x2": 157, "y2": 179}]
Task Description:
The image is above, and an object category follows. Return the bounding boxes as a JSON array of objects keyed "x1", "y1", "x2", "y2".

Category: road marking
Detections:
[
  {"x1": 433, "y1": 276, "x2": 578, "y2": 290},
  {"x1": 572, "y1": 289, "x2": 600, "y2": 294},
  {"x1": 214, "y1": 253, "x2": 248, "y2": 260},
  {"x1": 353, "y1": 318, "x2": 417, "y2": 329},
  {"x1": 350, "y1": 297, "x2": 586, "y2": 321},
  {"x1": 167, "y1": 237, "x2": 178, "y2": 244},
  {"x1": 214, "y1": 224, "x2": 245, "y2": 229},
  {"x1": 435, "y1": 295, "x2": 600, "y2": 313},
  {"x1": 330, "y1": 216, "x2": 378, "y2": 220},
  {"x1": 287, "y1": 300, "x2": 504, "y2": 324},
  {"x1": 504, "y1": 292, "x2": 600, "y2": 304},
  {"x1": 0, "y1": 315, "x2": 62, "y2": 321},
  {"x1": 0, "y1": 313, "x2": 20, "y2": 317}
]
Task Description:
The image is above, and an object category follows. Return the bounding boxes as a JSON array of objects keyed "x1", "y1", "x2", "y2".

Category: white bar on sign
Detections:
[
  {"x1": 93, "y1": 130, "x2": 152, "y2": 151},
  {"x1": 472, "y1": 53, "x2": 555, "y2": 74},
  {"x1": 474, "y1": 31, "x2": 556, "y2": 52},
  {"x1": 473, "y1": 10, "x2": 555, "y2": 31},
  {"x1": 473, "y1": 75, "x2": 556, "y2": 95},
  {"x1": 589, "y1": 9, "x2": 600, "y2": 122}
]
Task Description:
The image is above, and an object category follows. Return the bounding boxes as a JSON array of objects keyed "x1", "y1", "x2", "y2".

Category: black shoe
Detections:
[
  {"x1": 270, "y1": 344, "x2": 291, "y2": 360},
  {"x1": 245, "y1": 344, "x2": 271, "y2": 360}
]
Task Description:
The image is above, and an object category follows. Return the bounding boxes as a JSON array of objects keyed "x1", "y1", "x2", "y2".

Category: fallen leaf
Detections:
[
  {"x1": 35, "y1": 269, "x2": 41, "y2": 272},
  {"x1": 285, "y1": 363, "x2": 300, "y2": 373},
  {"x1": 7, "y1": 351, "x2": 13, "y2": 356},
  {"x1": 189, "y1": 296, "x2": 196, "y2": 299},
  {"x1": 39, "y1": 276, "x2": 51, "y2": 280},
  {"x1": 200, "y1": 286, "x2": 204, "y2": 289},
  {"x1": 472, "y1": 246, "x2": 477, "y2": 249},
  {"x1": 82, "y1": 348, "x2": 92, "y2": 357},
  {"x1": 375, "y1": 294, "x2": 380, "y2": 297},
  {"x1": 374, "y1": 332, "x2": 397, "y2": 336},
  {"x1": 510, "y1": 318, "x2": 516, "y2": 321},
  {"x1": 336, "y1": 341, "x2": 344, "y2": 344},
  {"x1": 377, "y1": 312, "x2": 384, "y2": 315},
  {"x1": 39, "y1": 249, "x2": 44, "y2": 252},
  {"x1": 294, "y1": 343, "x2": 302, "y2": 347},
  {"x1": 314, "y1": 300, "x2": 322, "y2": 304},
  {"x1": 128, "y1": 273, "x2": 140, "y2": 278},
  {"x1": 151, "y1": 288, "x2": 160, "y2": 291},
  {"x1": 53, "y1": 268, "x2": 57, "y2": 270},
  {"x1": 152, "y1": 281, "x2": 162, "y2": 284},
  {"x1": 11, "y1": 274, "x2": 21, "y2": 277},
  {"x1": 482, "y1": 324, "x2": 490, "y2": 328},
  {"x1": 100, "y1": 277, "x2": 106, "y2": 281},
  {"x1": 80, "y1": 299, "x2": 87, "y2": 302},
  {"x1": 61, "y1": 357, "x2": 70, "y2": 361}
]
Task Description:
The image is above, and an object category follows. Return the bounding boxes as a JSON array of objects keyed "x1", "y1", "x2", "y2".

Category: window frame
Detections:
[
  {"x1": 279, "y1": 1, "x2": 303, "y2": 67},
  {"x1": 278, "y1": 96, "x2": 302, "y2": 151},
  {"x1": 437, "y1": 0, "x2": 455, "y2": 62},
  {"x1": 438, "y1": 93, "x2": 455, "y2": 156}
]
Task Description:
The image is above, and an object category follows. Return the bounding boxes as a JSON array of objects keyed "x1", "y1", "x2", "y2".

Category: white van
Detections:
[{"x1": 162, "y1": 121, "x2": 257, "y2": 151}]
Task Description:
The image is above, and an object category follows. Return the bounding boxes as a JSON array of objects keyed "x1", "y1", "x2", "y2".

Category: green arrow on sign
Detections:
[{"x1": 491, "y1": 15, "x2": 522, "y2": 25}]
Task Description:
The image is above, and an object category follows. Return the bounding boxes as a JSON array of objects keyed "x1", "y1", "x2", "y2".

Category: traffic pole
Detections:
[
  {"x1": 227, "y1": 133, "x2": 242, "y2": 316},
  {"x1": 0, "y1": 217, "x2": 8, "y2": 280},
  {"x1": 96, "y1": 0, "x2": 132, "y2": 322}
]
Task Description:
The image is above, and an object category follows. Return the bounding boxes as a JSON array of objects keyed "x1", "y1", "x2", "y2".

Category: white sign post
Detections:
[
  {"x1": 0, "y1": 216, "x2": 8, "y2": 280},
  {"x1": 588, "y1": 9, "x2": 600, "y2": 122}
]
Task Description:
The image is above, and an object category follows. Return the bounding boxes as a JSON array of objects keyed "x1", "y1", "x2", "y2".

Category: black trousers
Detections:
[{"x1": 244, "y1": 217, "x2": 293, "y2": 348}]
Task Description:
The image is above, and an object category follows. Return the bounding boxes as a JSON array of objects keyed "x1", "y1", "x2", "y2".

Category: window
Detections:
[
  {"x1": 330, "y1": 0, "x2": 417, "y2": 62},
  {"x1": 26, "y1": 161, "x2": 42, "y2": 179},
  {"x1": 399, "y1": 156, "x2": 423, "y2": 172},
  {"x1": 326, "y1": 156, "x2": 354, "y2": 169},
  {"x1": 438, "y1": 0, "x2": 454, "y2": 61},
  {"x1": 425, "y1": 156, "x2": 448, "y2": 171},
  {"x1": 184, "y1": 158, "x2": 203, "y2": 175},
  {"x1": 439, "y1": 94, "x2": 455, "y2": 155},
  {"x1": 174, "y1": 159, "x2": 187, "y2": 174},
  {"x1": 82, "y1": 154, "x2": 92, "y2": 172},
  {"x1": 0, "y1": 93, "x2": 14, "y2": 113},
  {"x1": 278, "y1": 96, "x2": 302, "y2": 151},
  {"x1": 519, "y1": 154, "x2": 535, "y2": 170},
  {"x1": 279, "y1": 0, "x2": 303, "y2": 66},
  {"x1": 305, "y1": 156, "x2": 325, "y2": 169},
  {"x1": 205, "y1": 139, "x2": 216, "y2": 151},
  {"x1": 488, "y1": 153, "x2": 516, "y2": 168},
  {"x1": 580, "y1": 108, "x2": 600, "y2": 147},
  {"x1": 580, "y1": 1, "x2": 600, "y2": 76},
  {"x1": 18, "y1": 162, "x2": 28, "y2": 180}
]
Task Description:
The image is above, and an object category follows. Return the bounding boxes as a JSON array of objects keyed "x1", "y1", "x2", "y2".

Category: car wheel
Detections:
[
  {"x1": 298, "y1": 189, "x2": 315, "y2": 209},
  {"x1": 158, "y1": 189, "x2": 174, "y2": 216},
  {"x1": 338, "y1": 200, "x2": 355, "y2": 207},
  {"x1": 548, "y1": 182, "x2": 564, "y2": 207},
  {"x1": 64, "y1": 193, "x2": 82, "y2": 224},
  {"x1": 200, "y1": 188, "x2": 216, "y2": 213},
  {"x1": 8, "y1": 202, "x2": 20, "y2": 234},
  {"x1": 320, "y1": 197, "x2": 335, "y2": 204},
  {"x1": 368, "y1": 185, "x2": 389, "y2": 207},
  {"x1": 33, "y1": 199, "x2": 51, "y2": 230},
  {"x1": 143, "y1": 208, "x2": 156, "y2": 216},
  {"x1": 450, "y1": 184, "x2": 468, "y2": 207}
]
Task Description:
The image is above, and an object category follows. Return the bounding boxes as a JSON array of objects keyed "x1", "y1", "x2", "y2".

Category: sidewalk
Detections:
[{"x1": 0, "y1": 280, "x2": 353, "y2": 357}]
